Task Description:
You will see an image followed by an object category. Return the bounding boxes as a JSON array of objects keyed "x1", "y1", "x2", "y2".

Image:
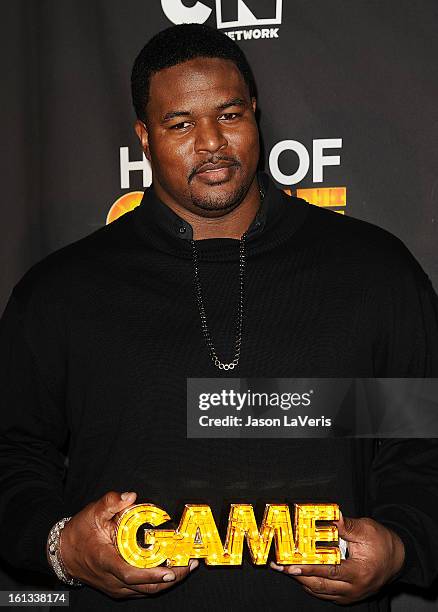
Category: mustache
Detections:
[{"x1": 188, "y1": 156, "x2": 241, "y2": 183}]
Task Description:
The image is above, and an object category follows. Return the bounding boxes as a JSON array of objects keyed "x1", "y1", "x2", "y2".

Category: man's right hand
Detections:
[{"x1": 57, "y1": 491, "x2": 198, "y2": 599}]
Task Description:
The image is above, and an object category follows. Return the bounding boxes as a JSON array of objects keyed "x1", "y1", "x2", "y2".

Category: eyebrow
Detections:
[
  {"x1": 216, "y1": 97, "x2": 246, "y2": 111},
  {"x1": 162, "y1": 110, "x2": 191, "y2": 122},
  {"x1": 161, "y1": 98, "x2": 247, "y2": 123}
]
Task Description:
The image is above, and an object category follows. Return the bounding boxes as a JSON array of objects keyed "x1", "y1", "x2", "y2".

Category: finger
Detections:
[
  {"x1": 115, "y1": 588, "x2": 145, "y2": 599},
  {"x1": 94, "y1": 491, "x2": 137, "y2": 525},
  {"x1": 118, "y1": 582, "x2": 180, "y2": 597},
  {"x1": 302, "y1": 585, "x2": 344, "y2": 602},
  {"x1": 116, "y1": 561, "x2": 199, "y2": 595},
  {"x1": 270, "y1": 559, "x2": 360, "y2": 583},
  {"x1": 101, "y1": 580, "x2": 180, "y2": 600},
  {"x1": 107, "y1": 551, "x2": 197, "y2": 586},
  {"x1": 334, "y1": 512, "x2": 363, "y2": 544},
  {"x1": 122, "y1": 563, "x2": 193, "y2": 587},
  {"x1": 293, "y1": 575, "x2": 352, "y2": 597},
  {"x1": 96, "y1": 580, "x2": 150, "y2": 600},
  {"x1": 79, "y1": 570, "x2": 146, "y2": 600}
]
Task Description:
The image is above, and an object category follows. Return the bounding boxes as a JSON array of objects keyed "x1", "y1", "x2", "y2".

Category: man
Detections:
[{"x1": 0, "y1": 23, "x2": 437, "y2": 611}]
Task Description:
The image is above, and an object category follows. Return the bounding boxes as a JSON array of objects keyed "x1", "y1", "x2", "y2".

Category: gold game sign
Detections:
[{"x1": 114, "y1": 503, "x2": 340, "y2": 568}]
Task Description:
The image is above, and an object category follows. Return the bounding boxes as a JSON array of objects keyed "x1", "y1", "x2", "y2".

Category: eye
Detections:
[
  {"x1": 219, "y1": 112, "x2": 241, "y2": 121},
  {"x1": 169, "y1": 121, "x2": 192, "y2": 130}
]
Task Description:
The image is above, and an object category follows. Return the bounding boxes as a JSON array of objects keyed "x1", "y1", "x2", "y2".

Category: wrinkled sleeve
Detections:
[
  {"x1": 0, "y1": 290, "x2": 69, "y2": 576},
  {"x1": 370, "y1": 257, "x2": 438, "y2": 587}
]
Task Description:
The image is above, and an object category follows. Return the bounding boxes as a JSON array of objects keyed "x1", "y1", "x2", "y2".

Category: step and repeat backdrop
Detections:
[{"x1": 3, "y1": 1, "x2": 438, "y2": 610}]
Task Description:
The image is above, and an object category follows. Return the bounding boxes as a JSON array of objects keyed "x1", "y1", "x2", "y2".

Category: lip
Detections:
[
  {"x1": 195, "y1": 161, "x2": 236, "y2": 175},
  {"x1": 194, "y1": 161, "x2": 237, "y2": 183}
]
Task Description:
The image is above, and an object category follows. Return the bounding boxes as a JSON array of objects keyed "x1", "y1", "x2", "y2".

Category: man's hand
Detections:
[
  {"x1": 270, "y1": 513, "x2": 405, "y2": 605},
  {"x1": 55, "y1": 491, "x2": 199, "y2": 599}
]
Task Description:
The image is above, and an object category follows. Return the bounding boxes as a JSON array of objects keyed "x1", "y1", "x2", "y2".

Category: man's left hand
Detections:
[{"x1": 270, "y1": 514, "x2": 405, "y2": 605}]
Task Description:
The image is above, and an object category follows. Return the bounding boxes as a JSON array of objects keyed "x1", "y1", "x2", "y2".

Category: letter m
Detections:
[{"x1": 223, "y1": 504, "x2": 297, "y2": 564}]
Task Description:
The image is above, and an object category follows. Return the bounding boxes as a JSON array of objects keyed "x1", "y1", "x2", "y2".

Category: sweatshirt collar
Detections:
[
  {"x1": 141, "y1": 171, "x2": 269, "y2": 243},
  {"x1": 132, "y1": 171, "x2": 308, "y2": 261}
]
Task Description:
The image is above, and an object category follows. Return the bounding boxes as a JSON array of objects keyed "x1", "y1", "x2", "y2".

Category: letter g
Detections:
[{"x1": 199, "y1": 393, "x2": 210, "y2": 410}]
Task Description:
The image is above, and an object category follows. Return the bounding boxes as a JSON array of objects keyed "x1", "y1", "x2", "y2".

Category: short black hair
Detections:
[{"x1": 131, "y1": 23, "x2": 256, "y2": 123}]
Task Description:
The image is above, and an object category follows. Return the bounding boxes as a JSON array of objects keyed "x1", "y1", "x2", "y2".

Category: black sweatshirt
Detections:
[{"x1": 1, "y1": 173, "x2": 438, "y2": 611}]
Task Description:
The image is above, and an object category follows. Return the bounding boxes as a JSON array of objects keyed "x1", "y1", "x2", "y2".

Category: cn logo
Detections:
[
  {"x1": 161, "y1": 0, "x2": 282, "y2": 29},
  {"x1": 161, "y1": 0, "x2": 212, "y2": 25}
]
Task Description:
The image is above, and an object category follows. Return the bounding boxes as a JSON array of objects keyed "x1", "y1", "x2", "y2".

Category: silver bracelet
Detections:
[{"x1": 47, "y1": 517, "x2": 82, "y2": 587}]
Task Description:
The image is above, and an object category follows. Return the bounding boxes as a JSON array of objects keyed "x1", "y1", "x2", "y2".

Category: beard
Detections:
[
  {"x1": 188, "y1": 176, "x2": 251, "y2": 213},
  {"x1": 187, "y1": 154, "x2": 255, "y2": 213}
]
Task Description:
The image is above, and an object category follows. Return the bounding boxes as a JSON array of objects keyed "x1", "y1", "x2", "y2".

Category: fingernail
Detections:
[
  {"x1": 288, "y1": 567, "x2": 302, "y2": 575},
  {"x1": 162, "y1": 572, "x2": 176, "y2": 582},
  {"x1": 121, "y1": 491, "x2": 134, "y2": 501},
  {"x1": 189, "y1": 560, "x2": 199, "y2": 572},
  {"x1": 270, "y1": 562, "x2": 284, "y2": 572}
]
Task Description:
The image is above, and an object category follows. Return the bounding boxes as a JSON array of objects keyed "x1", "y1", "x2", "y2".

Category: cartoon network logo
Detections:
[
  {"x1": 107, "y1": 138, "x2": 345, "y2": 223},
  {"x1": 161, "y1": 0, "x2": 282, "y2": 40}
]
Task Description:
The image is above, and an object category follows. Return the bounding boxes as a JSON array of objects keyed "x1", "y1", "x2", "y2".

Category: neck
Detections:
[{"x1": 155, "y1": 177, "x2": 261, "y2": 240}]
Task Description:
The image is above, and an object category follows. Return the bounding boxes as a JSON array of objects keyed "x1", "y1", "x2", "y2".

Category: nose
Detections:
[{"x1": 194, "y1": 118, "x2": 228, "y2": 155}]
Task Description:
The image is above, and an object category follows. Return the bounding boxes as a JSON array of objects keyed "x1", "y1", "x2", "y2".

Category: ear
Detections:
[
  {"x1": 134, "y1": 120, "x2": 151, "y2": 161},
  {"x1": 251, "y1": 97, "x2": 257, "y2": 113}
]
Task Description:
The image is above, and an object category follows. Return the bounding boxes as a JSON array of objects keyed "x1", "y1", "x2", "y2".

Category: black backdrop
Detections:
[{"x1": 2, "y1": 2, "x2": 438, "y2": 609}]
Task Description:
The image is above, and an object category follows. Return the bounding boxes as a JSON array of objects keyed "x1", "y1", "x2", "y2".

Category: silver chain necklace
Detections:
[
  {"x1": 190, "y1": 189, "x2": 264, "y2": 371},
  {"x1": 191, "y1": 233, "x2": 245, "y2": 371}
]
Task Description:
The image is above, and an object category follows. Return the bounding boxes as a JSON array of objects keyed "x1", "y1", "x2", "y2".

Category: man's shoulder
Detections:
[
  {"x1": 300, "y1": 197, "x2": 402, "y2": 249},
  {"x1": 12, "y1": 212, "x2": 137, "y2": 307},
  {"x1": 296, "y1": 198, "x2": 427, "y2": 283}
]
